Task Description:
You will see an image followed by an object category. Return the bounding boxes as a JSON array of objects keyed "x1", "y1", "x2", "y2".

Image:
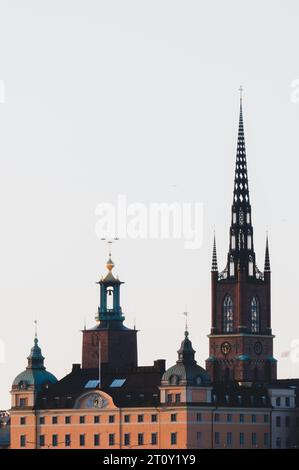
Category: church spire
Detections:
[
  {"x1": 211, "y1": 233, "x2": 218, "y2": 272},
  {"x1": 233, "y1": 86, "x2": 250, "y2": 207},
  {"x1": 225, "y1": 89, "x2": 256, "y2": 275},
  {"x1": 264, "y1": 234, "x2": 271, "y2": 272}
]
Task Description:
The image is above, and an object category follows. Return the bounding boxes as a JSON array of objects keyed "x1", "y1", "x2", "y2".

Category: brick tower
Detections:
[
  {"x1": 82, "y1": 251, "x2": 138, "y2": 370},
  {"x1": 206, "y1": 92, "x2": 277, "y2": 383}
]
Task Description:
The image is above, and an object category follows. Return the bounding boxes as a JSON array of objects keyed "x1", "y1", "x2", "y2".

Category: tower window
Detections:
[
  {"x1": 247, "y1": 234, "x2": 252, "y2": 249},
  {"x1": 251, "y1": 297, "x2": 260, "y2": 333},
  {"x1": 231, "y1": 234, "x2": 236, "y2": 250},
  {"x1": 232, "y1": 212, "x2": 237, "y2": 224},
  {"x1": 223, "y1": 295, "x2": 233, "y2": 333},
  {"x1": 107, "y1": 286, "x2": 114, "y2": 310},
  {"x1": 229, "y1": 256, "x2": 235, "y2": 277},
  {"x1": 248, "y1": 255, "x2": 254, "y2": 276}
]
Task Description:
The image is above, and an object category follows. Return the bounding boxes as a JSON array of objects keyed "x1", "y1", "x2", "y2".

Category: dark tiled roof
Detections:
[
  {"x1": 36, "y1": 363, "x2": 164, "y2": 410},
  {"x1": 211, "y1": 382, "x2": 271, "y2": 408}
]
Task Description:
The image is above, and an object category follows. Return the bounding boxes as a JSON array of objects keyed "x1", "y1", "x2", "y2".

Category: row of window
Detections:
[
  {"x1": 214, "y1": 413, "x2": 268, "y2": 423},
  {"x1": 275, "y1": 397, "x2": 291, "y2": 407},
  {"x1": 19, "y1": 413, "x2": 273, "y2": 426},
  {"x1": 20, "y1": 414, "x2": 161, "y2": 426},
  {"x1": 19, "y1": 432, "x2": 177, "y2": 448},
  {"x1": 214, "y1": 432, "x2": 269, "y2": 447},
  {"x1": 276, "y1": 415, "x2": 292, "y2": 427},
  {"x1": 223, "y1": 295, "x2": 260, "y2": 333}
]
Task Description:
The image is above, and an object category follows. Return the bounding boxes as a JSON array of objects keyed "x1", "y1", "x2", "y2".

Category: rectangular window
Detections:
[
  {"x1": 276, "y1": 416, "x2": 281, "y2": 427},
  {"x1": 138, "y1": 433, "x2": 144, "y2": 446},
  {"x1": 175, "y1": 393, "x2": 181, "y2": 403},
  {"x1": 239, "y1": 414, "x2": 244, "y2": 423},
  {"x1": 109, "y1": 434, "x2": 115, "y2": 446},
  {"x1": 285, "y1": 397, "x2": 290, "y2": 407},
  {"x1": 252, "y1": 432, "x2": 257, "y2": 447},
  {"x1": 151, "y1": 433, "x2": 157, "y2": 445},
  {"x1": 52, "y1": 434, "x2": 58, "y2": 447},
  {"x1": 240, "y1": 432, "x2": 244, "y2": 446},
  {"x1": 124, "y1": 433, "x2": 130, "y2": 446},
  {"x1": 285, "y1": 416, "x2": 290, "y2": 427},
  {"x1": 151, "y1": 414, "x2": 157, "y2": 423},
  {"x1": 196, "y1": 413, "x2": 202, "y2": 422},
  {"x1": 65, "y1": 416, "x2": 71, "y2": 424},
  {"x1": 52, "y1": 416, "x2": 58, "y2": 425},
  {"x1": 20, "y1": 417, "x2": 26, "y2": 425},
  {"x1": 264, "y1": 433, "x2": 269, "y2": 447},
  {"x1": 264, "y1": 414, "x2": 269, "y2": 423},
  {"x1": 94, "y1": 415, "x2": 100, "y2": 424},
  {"x1": 227, "y1": 432, "x2": 232, "y2": 446},
  {"x1": 171, "y1": 433, "x2": 177, "y2": 445},
  {"x1": 214, "y1": 413, "x2": 220, "y2": 422},
  {"x1": 171, "y1": 413, "x2": 177, "y2": 422},
  {"x1": 39, "y1": 416, "x2": 45, "y2": 425},
  {"x1": 39, "y1": 435, "x2": 45, "y2": 447},
  {"x1": 109, "y1": 415, "x2": 115, "y2": 423},
  {"x1": 79, "y1": 416, "x2": 85, "y2": 424},
  {"x1": 19, "y1": 398, "x2": 27, "y2": 407},
  {"x1": 252, "y1": 414, "x2": 256, "y2": 423},
  {"x1": 79, "y1": 434, "x2": 85, "y2": 447},
  {"x1": 20, "y1": 435, "x2": 26, "y2": 447},
  {"x1": 137, "y1": 415, "x2": 144, "y2": 423},
  {"x1": 124, "y1": 415, "x2": 130, "y2": 423},
  {"x1": 197, "y1": 432, "x2": 202, "y2": 443},
  {"x1": 94, "y1": 434, "x2": 100, "y2": 446},
  {"x1": 65, "y1": 434, "x2": 71, "y2": 447},
  {"x1": 276, "y1": 437, "x2": 281, "y2": 448},
  {"x1": 227, "y1": 414, "x2": 232, "y2": 423},
  {"x1": 167, "y1": 394, "x2": 172, "y2": 403},
  {"x1": 215, "y1": 432, "x2": 220, "y2": 445}
]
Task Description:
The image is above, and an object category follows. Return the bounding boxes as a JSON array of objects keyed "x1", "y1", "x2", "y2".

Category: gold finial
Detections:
[{"x1": 101, "y1": 237, "x2": 119, "y2": 271}]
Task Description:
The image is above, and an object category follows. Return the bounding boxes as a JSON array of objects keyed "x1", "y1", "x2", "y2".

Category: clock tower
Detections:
[{"x1": 206, "y1": 94, "x2": 277, "y2": 383}]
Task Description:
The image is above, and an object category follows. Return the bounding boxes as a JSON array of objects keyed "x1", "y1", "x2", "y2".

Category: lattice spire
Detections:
[
  {"x1": 264, "y1": 234, "x2": 271, "y2": 272},
  {"x1": 211, "y1": 233, "x2": 218, "y2": 272},
  {"x1": 233, "y1": 87, "x2": 250, "y2": 207}
]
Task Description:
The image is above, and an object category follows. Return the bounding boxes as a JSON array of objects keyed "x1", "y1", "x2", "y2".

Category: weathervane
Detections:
[
  {"x1": 182, "y1": 311, "x2": 189, "y2": 333},
  {"x1": 100, "y1": 237, "x2": 119, "y2": 258}
]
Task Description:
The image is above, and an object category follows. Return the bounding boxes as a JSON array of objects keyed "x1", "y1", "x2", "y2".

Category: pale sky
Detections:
[{"x1": 1, "y1": 0, "x2": 299, "y2": 409}]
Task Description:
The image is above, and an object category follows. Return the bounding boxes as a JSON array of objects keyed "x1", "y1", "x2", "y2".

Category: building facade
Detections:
[{"x1": 8, "y1": 97, "x2": 299, "y2": 449}]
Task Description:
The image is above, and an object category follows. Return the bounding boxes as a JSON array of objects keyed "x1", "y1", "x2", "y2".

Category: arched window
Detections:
[
  {"x1": 106, "y1": 286, "x2": 114, "y2": 310},
  {"x1": 223, "y1": 295, "x2": 233, "y2": 333},
  {"x1": 251, "y1": 297, "x2": 260, "y2": 333}
]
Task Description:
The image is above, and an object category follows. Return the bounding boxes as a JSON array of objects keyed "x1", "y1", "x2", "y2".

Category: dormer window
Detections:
[{"x1": 170, "y1": 375, "x2": 179, "y2": 385}]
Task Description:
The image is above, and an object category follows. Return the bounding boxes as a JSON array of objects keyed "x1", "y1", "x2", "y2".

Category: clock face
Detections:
[
  {"x1": 86, "y1": 394, "x2": 104, "y2": 409},
  {"x1": 221, "y1": 342, "x2": 231, "y2": 355},
  {"x1": 254, "y1": 341, "x2": 263, "y2": 355}
]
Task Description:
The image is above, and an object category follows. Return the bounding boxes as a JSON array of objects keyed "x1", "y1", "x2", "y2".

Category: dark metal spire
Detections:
[
  {"x1": 222, "y1": 89, "x2": 257, "y2": 276},
  {"x1": 264, "y1": 235, "x2": 271, "y2": 272},
  {"x1": 211, "y1": 233, "x2": 218, "y2": 272},
  {"x1": 233, "y1": 88, "x2": 250, "y2": 207}
]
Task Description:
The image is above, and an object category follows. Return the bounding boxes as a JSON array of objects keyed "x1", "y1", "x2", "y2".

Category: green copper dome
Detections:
[
  {"x1": 161, "y1": 331, "x2": 211, "y2": 386},
  {"x1": 12, "y1": 337, "x2": 57, "y2": 390}
]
